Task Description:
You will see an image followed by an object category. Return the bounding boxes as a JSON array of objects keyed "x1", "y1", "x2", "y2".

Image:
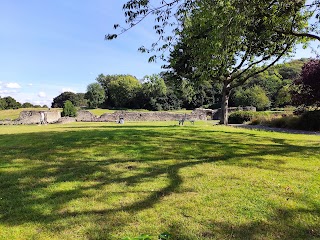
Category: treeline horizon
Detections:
[
  {"x1": 51, "y1": 58, "x2": 308, "y2": 111},
  {"x1": 0, "y1": 58, "x2": 308, "y2": 111}
]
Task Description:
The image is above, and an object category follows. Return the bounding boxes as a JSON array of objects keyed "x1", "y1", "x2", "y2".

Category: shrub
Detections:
[
  {"x1": 299, "y1": 110, "x2": 320, "y2": 131},
  {"x1": 62, "y1": 100, "x2": 77, "y2": 117},
  {"x1": 266, "y1": 116, "x2": 300, "y2": 129},
  {"x1": 228, "y1": 111, "x2": 256, "y2": 124}
]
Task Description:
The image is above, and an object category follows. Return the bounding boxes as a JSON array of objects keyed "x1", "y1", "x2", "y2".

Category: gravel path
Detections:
[{"x1": 231, "y1": 124, "x2": 320, "y2": 135}]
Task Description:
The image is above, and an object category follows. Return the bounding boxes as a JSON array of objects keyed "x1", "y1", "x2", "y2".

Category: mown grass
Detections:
[{"x1": 0, "y1": 121, "x2": 319, "y2": 240}]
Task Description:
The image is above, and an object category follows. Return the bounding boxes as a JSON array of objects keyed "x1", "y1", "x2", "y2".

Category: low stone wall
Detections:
[
  {"x1": 57, "y1": 117, "x2": 76, "y2": 124},
  {"x1": 76, "y1": 110, "x2": 97, "y2": 122},
  {"x1": 0, "y1": 110, "x2": 61, "y2": 125},
  {"x1": 0, "y1": 107, "x2": 256, "y2": 125},
  {"x1": 76, "y1": 110, "x2": 207, "y2": 122},
  {"x1": 19, "y1": 111, "x2": 61, "y2": 124}
]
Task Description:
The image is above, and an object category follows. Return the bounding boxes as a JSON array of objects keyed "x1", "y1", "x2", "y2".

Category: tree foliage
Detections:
[
  {"x1": 292, "y1": 59, "x2": 320, "y2": 106},
  {"x1": 2, "y1": 96, "x2": 21, "y2": 109},
  {"x1": 85, "y1": 83, "x2": 105, "y2": 109},
  {"x1": 0, "y1": 97, "x2": 8, "y2": 110},
  {"x1": 51, "y1": 92, "x2": 86, "y2": 108},
  {"x1": 61, "y1": 100, "x2": 77, "y2": 117},
  {"x1": 21, "y1": 102, "x2": 34, "y2": 108}
]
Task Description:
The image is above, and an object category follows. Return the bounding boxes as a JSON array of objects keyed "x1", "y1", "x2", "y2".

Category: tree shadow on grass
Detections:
[{"x1": 0, "y1": 125, "x2": 319, "y2": 239}]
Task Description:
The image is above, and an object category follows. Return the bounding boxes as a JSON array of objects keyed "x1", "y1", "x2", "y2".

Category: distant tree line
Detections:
[
  {"x1": 0, "y1": 96, "x2": 47, "y2": 110},
  {"x1": 49, "y1": 58, "x2": 314, "y2": 111}
]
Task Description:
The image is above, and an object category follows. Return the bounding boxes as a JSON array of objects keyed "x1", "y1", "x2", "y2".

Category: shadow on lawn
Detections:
[{"x1": 0, "y1": 125, "x2": 319, "y2": 239}]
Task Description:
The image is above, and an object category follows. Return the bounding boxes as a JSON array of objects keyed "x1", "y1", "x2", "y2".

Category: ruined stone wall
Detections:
[
  {"x1": 74, "y1": 110, "x2": 207, "y2": 122},
  {"x1": 76, "y1": 110, "x2": 97, "y2": 122},
  {"x1": 0, "y1": 110, "x2": 61, "y2": 125},
  {"x1": 18, "y1": 111, "x2": 61, "y2": 124}
]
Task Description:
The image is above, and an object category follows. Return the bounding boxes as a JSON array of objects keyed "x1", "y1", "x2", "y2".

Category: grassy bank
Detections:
[{"x1": 0, "y1": 122, "x2": 319, "y2": 239}]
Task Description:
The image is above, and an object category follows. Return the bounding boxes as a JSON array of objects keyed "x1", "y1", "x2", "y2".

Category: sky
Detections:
[{"x1": 0, "y1": 0, "x2": 318, "y2": 107}]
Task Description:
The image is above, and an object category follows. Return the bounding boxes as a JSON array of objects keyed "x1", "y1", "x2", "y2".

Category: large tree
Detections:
[
  {"x1": 170, "y1": 0, "x2": 307, "y2": 123},
  {"x1": 51, "y1": 92, "x2": 84, "y2": 108},
  {"x1": 3, "y1": 96, "x2": 21, "y2": 109},
  {"x1": 108, "y1": 0, "x2": 309, "y2": 124}
]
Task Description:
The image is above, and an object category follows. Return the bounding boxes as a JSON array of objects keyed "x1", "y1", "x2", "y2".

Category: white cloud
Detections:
[
  {"x1": 0, "y1": 89, "x2": 18, "y2": 95},
  {"x1": 28, "y1": 83, "x2": 33, "y2": 86},
  {"x1": 38, "y1": 91, "x2": 47, "y2": 98},
  {"x1": 5, "y1": 82, "x2": 21, "y2": 89},
  {"x1": 61, "y1": 88, "x2": 75, "y2": 93}
]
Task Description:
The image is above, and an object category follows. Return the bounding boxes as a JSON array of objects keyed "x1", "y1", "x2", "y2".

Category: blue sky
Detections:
[{"x1": 0, "y1": 0, "x2": 318, "y2": 107}]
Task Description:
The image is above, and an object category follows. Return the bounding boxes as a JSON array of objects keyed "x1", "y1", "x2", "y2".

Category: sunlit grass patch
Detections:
[{"x1": 0, "y1": 122, "x2": 319, "y2": 239}]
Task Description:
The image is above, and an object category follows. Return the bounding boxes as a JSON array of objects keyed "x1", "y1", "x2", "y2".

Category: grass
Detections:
[{"x1": 0, "y1": 121, "x2": 319, "y2": 239}]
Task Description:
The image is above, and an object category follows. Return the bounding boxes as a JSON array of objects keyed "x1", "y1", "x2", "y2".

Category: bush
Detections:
[
  {"x1": 228, "y1": 111, "x2": 257, "y2": 124},
  {"x1": 62, "y1": 100, "x2": 77, "y2": 117},
  {"x1": 299, "y1": 110, "x2": 320, "y2": 131},
  {"x1": 266, "y1": 115, "x2": 300, "y2": 129}
]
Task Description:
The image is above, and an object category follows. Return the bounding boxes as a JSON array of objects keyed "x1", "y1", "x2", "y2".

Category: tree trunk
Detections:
[{"x1": 220, "y1": 81, "x2": 231, "y2": 125}]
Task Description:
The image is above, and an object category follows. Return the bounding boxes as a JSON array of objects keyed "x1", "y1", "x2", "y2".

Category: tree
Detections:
[
  {"x1": 22, "y1": 102, "x2": 34, "y2": 108},
  {"x1": 275, "y1": 85, "x2": 292, "y2": 107},
  {"x1": 108, "y1": 0, "x2": 309, "y2": 123},
  {"x1": 62, "y1": 100, "x2": 77, "y2": 117},
  {"x1": 231, "y1": 86, "x2": 271, "y2": 110},
  {"x1": 274, "y1": 0, "x2": 320, "y2": 42},
  {"x1": 141, "y1": 74, "x2": 167, "y2": 110},
  {"x1": 172, "y1": 0, "x2": 305, "y2": 123},
  {"x1": 108, "y1": 75, "x2": 142, "y2": 108},
  {"x1": 0, "y1": 97, "x2": 8, "y2": 110},
  {"x1": 3, "y1": 96, "x2": 21, "y2": 109},
  {"x1": 75, "y1": 93, "x2": 88, "y2": 107},
  {"x1": 292, "y1": 59, "x2": 320, "y2": 106},
  {"x1": 85, "y1": 83, "x2": 105, "y2": 109},
  {"x1": 52, "y1": 92, "x2": 79, "y2": 108}
]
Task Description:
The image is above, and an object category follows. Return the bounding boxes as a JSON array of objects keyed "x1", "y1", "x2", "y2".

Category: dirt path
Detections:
[{"x1": 231, "y1": 124, "x2": 320, "y2": 135}]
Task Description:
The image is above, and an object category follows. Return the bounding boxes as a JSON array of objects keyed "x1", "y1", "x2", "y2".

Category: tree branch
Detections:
[{"x1": 230, "y1": 43, "x2": 292, "y2": 89}]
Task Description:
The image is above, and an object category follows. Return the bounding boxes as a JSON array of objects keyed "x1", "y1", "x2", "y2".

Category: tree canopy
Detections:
[
  {"x1": 292, "y1": 59, "x2": 320, "y2": 106},
  {"x1": 108, "y1": 1, "x2": 314, "y2": 123},
  {"x1": 85, "y1": 83, "x2": 106, "y2": 109}
]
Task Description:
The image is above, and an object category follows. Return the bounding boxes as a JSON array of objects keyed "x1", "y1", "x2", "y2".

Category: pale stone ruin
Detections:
[
  {"x1": 0, "y1": 107, "x2": 256, "y2": 125},
  {"x1": 0, "y1": 110, "x2": 61, "y2": 125}
]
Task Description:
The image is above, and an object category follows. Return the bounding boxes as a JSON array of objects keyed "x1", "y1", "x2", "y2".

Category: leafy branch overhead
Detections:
[
  {"x1": 105, "y1": 0, "x2": 195, "y2": 61},
  {"x1": 106, "y1": 0, "x2": 317, "y2": 124}
]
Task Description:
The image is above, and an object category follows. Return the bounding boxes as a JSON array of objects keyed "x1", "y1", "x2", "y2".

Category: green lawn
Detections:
[{"x1": 0, "y1": 122, "x2": 319, "y2": 239}]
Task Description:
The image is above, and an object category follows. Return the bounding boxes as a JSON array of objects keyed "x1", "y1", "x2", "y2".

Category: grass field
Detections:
[{"x1": 0, "y1": 121, "x2": 319, "y2": 239}]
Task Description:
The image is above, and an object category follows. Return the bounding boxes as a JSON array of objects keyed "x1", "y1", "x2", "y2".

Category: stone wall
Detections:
[
  {"x1": 76, "y1": 110, "x2": 207, "y2": 122},
  {"x1": 18, "y1": 111, "x2": 61, "y2": 124},
  {"x1": 0, "y1": 107, "x2": 255, "y2": 125},
  {"x1": 76, "y1": 110, "x2": 97, "y2": 122},
  {"x1": 0, "y1": 111, "x2": 61, "y2": 125}
]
